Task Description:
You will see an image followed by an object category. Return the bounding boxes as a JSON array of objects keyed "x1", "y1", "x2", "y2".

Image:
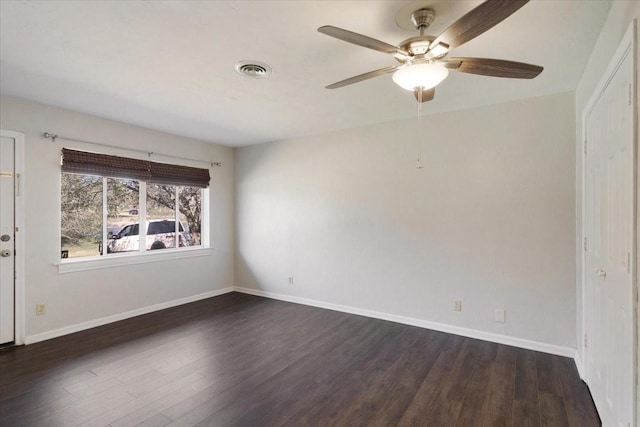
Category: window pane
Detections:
[
  {"x1": 61, "y1": 173, "x2": 102, "y2": 258},
  {"x1": 146, "y1": 184, "x2": 177, "y2": 250},
  {"x1": 62, "y1": 170, "x2": 206, "y2": 260},
  {"x1": 178, "y1": 186, "x2": 202, "y2": 246},
  {"x1": 105, "y1": 178, "x2": 139, "y2": 254}
]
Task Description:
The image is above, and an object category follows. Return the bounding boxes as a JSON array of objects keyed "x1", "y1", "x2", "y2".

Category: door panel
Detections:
[
  {"x1": 584, "y1": 39, "x2": 634, "y2": 427},
  {"x1": 0, "y1": 135, "x2": 15, "y2": 344}
]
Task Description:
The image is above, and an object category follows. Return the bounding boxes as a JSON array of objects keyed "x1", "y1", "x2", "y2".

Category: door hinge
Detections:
[
  {"x1": 584, "y1": 334, "x2": 588, "y2": 349},
  {"x1": 628, "y1": 83, "x2": 632, "y2": 106},
  {"x1": 628, "y1": 252, "x2": 632, "y2": 274},
  {"x1": 583, "y1": 139, "x2": 587, "y2": 155},
  {"x1": 583, "y1": 237, "x2": 588, "y2": 251}
]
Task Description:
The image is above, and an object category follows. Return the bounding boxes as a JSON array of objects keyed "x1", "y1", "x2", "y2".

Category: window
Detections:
[
  {"x1": 60, "y1": 173, "x2": 103, "y2": 258},
  {"x1": 60, "y1": 148, "x2": 209, "y2": 260}
]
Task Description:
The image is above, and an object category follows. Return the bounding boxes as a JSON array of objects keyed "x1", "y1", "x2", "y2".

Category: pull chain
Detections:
[{"x1": 416, "y1": 89, "x2": 424, "y2": 169}]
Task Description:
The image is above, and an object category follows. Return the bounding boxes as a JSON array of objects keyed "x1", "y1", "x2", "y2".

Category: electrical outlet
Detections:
[
  {"x1": 288, "y1": 277, "x2": 294, "y2": 285},
  {"x1": 495, "y1": 309, "x2": 506, "y2": 323},
  {"x1": 454, "y1": 300, "x2": 462, "y2": 312},
  {"x1": 36, "y1": 304, "x2": 46, "y2": 316}
]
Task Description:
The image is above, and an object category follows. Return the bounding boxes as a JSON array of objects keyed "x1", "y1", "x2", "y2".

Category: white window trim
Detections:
[
  {"x1": 57, "y1": 246, "x2": 212, "y2": 273},
  {"x1": 139, "y1": 181, "x2": 147, "y2": 252},
  {"x1": 60, "y1": 171, "x2": 210, "y2": 270}
]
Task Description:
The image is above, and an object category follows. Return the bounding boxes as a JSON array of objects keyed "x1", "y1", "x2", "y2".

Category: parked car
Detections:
[{"x1": 105, "y1": 220, "x2": 191, "y2": 253}]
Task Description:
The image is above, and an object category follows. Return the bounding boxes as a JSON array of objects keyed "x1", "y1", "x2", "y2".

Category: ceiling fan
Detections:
[{"x1": 318, "y1": 0, "x2": 543, "y2": 103}]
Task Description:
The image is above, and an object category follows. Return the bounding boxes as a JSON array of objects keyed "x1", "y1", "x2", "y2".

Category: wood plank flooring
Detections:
[{"x1": 0, "y1": 292, "x2": 600, "y2": 426}]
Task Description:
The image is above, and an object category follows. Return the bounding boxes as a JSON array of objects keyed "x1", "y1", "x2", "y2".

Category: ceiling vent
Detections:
[{"x1": 234, "y1": 61, "x2": 272, "y2": 79}]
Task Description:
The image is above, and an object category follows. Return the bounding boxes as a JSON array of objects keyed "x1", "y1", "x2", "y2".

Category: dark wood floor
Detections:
[{"x1": 0, "y1": 292, "x2": 599, "y2": 427}]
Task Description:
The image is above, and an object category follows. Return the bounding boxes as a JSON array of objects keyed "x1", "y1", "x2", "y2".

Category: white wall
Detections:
[
  {"x1": 235, "y1": 91, "x2": 576, "y2": 349},
  {"x1": 0, "y1": 96, "x2": 234, "y2": 340}
]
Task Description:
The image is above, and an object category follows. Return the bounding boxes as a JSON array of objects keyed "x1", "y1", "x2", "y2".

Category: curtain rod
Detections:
[{"x1": 42, "y1": 132, "x2": 222, "y2": 167}]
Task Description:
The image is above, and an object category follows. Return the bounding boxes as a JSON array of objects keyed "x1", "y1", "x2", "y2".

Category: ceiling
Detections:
[{"x1": 0, "y1": 0, "x2": 612, "y2": 147}]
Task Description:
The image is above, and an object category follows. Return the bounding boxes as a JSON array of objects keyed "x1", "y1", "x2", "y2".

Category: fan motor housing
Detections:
[{"x1": 399, "y1": 35, "x2": 436, "y2": 57}]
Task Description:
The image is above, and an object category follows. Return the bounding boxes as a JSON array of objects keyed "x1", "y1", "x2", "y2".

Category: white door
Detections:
[
  {"x1": 583, "y1": 29, "x2": 635, "y2": 427},
  {"x1": 0, "y1": 135, "x2": 15, "y2": 344}
]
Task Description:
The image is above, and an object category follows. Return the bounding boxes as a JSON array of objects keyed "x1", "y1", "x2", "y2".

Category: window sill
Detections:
[{"x1": 56, "y1": 246, "x2": 212, "y2": 274}]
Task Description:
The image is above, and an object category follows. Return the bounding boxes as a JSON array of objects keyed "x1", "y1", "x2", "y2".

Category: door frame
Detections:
[
  {"x1": 580, "y1": 19, "x2": 638, "y2": 423},
  {"x1": 1, "y1": 129, "x2": 25, "y2": 346}
]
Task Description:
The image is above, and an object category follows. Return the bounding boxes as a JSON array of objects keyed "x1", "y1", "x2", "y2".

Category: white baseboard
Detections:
[
  {"x1": 25, "y1": 287, "x2": 234, "y2": 345},
  {"x1": 574, "y1": 350, "x2": 585, "y2": 380},
  {"x1": 234, "y1": 286, "x2": 577, "y2": 359},
  {"x1": 24, "y1": 285, "x2": 579, "y2": 361}
]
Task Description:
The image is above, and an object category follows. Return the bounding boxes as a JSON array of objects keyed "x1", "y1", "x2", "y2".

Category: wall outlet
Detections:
[
  {"x1": 495, "y1": 309, "x2": 506, "y2": 323},
  {"x1": 288, "y1": 276, "x2": 294, "y2": 285},
  {"x1": 454, "y1": 300, "x2": 462, "y2": 312},
  {"x1": 36, "y1": 304, "x2": 46, "y2": 316}
]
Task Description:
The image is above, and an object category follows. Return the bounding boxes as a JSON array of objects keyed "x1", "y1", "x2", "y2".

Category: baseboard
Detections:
[
  {"x1": 234, "y1": 286, "x2": 577, "y2": 359},
  {"x1": 574, "y1": 350, "x2": 585, "y2": 379},
  {"x1": 25, "y1": 285, "x2": 578, "y2": 359},
  {"x1": 25, "y1": 287, "x2": 234, "y2": 345}
]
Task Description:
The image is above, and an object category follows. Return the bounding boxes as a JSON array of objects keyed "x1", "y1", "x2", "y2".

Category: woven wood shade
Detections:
[
  {"x1": 61, "y1": 148, "x2": 210, "y2": 188},
  {"x1": 148, "y1": 162, "x2": 211, "y2": 188}
]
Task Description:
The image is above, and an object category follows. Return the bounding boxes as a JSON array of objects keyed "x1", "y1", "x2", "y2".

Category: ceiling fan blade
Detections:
[
  {"x1": 414, "y1": 87, "x2": 435, "y2": 103},
  {"x1": 446, "y1": 57, "x2": 543, "y2": 79},
  {"x1": 444, "y1": 61, "x2": 462, "y2": 70},
  {"x1": 326, "y1": 65, "x2": 399, "y2": 89},
  {"x1": 431, "y1": 0, "x2": 530, "y2": 50},
  {"x1": 318, "y1": 26, "x2": 408, "y2": 59}
]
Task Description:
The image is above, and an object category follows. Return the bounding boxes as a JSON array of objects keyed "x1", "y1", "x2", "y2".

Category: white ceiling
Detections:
[{"x1": 0, "y1": 0, "x2": 612, "y2": 147}]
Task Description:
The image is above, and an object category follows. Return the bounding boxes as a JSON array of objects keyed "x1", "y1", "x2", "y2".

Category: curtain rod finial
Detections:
[{"x1": 43, "y1": 132, "x2": 58, "y2": 142}]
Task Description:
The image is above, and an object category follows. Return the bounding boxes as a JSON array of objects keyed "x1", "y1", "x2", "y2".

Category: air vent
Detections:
[{"x1": 235, "y1": 61, "x2": 272, "y2": 79}]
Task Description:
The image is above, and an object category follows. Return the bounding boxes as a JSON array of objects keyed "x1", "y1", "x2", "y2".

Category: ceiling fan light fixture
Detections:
[{"x1": 392, "y1": 63, "x2": 449, "y2": 91}]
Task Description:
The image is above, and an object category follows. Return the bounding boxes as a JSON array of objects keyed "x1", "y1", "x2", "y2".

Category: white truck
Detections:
[{"x1": 105, "y1": 220, "x2": 191, "y2": 253}]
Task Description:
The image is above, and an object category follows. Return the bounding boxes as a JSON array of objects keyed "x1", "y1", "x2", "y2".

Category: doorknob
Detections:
[
  {"x1": 595, "y1": 268, "x2": 607, "y2": 278},
  {"x1": 0, "y1": 250, "x2": 10, "y2": 258}
]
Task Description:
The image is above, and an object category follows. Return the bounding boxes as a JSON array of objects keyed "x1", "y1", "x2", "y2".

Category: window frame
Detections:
[
  {"x1": 57, "y1": 245, "x2": 212, "y2": 273},
  {"x1": 58, "y1": 154, "x2": 211, "y2": 273}
]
